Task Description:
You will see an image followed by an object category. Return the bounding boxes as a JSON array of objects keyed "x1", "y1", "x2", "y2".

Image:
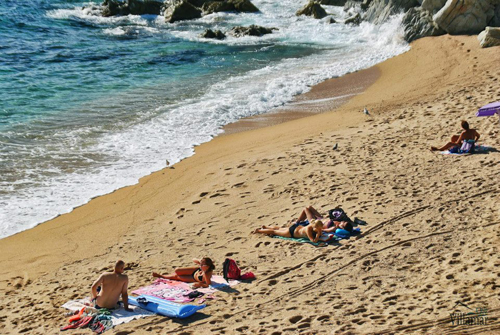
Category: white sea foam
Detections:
[{"x1": 0, "y1": 1, "x2": 409, "y2": 238}]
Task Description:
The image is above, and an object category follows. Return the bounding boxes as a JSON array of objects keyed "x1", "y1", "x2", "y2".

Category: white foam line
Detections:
[{"x1": 288, "y1": 93, "x2": 357, "y2": 106}]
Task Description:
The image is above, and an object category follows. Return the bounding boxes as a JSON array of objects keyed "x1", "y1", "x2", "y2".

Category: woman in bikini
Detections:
[
  {"x1": 254, "y1": 219, "x2": 324, "y2": 243},
  {"x1": 293, "y1": 205, "x2": 353, "y2": 233},
  {"x1": 431, "y1": 120, "x2": 480, "y2": 152},
  {"x1": 152, "y1": 257, "x2": 215, "y2": 288}
]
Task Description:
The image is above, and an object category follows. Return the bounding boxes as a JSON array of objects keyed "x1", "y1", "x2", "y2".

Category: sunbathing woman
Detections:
[
  {"x1": 254, "y1": 219, "x2": 324, "y2": 243},
  {"x1": 431, "y1": 120, "x2": 480, "y2": 152},
  {"x1": 152, "y1": 258, "x2": 214, "y2": 288},
  {"x1": 292, "y1": 205, "x2": 353, "y2": 233}
]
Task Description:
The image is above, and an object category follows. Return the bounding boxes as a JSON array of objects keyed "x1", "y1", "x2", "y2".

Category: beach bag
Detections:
[
  {"x1": 222, "y1": 258, "x2": 241, "y2": 281},
  {"x1": 328, "y1": 207, "x2": 353, "y2": 224},
  {"x1": 459, "y1": 140, "x2": 475, "y2": 154}
]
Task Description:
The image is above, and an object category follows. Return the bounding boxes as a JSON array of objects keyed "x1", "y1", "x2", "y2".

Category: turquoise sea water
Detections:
[{"x1": 0, "y1": 0, "x2": 409, "y2": 238}]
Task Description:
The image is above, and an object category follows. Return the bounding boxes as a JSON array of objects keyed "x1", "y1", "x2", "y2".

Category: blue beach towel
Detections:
[{"x1": 441, "y1": 145, "x2": 493, "y2": 155}]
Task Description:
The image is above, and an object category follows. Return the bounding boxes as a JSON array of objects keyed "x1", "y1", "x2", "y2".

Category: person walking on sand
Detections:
[
  {"x1": 254, "y1": 219, "x2": 324, "y2": 243},
  {"x1": 152, "y1": 258, "x2": 215, "y2": 288},
  {"x1": 91, "y1": 260, "x2": 132, "y2": 311},
  {"x1": 431, "y1": 120, "x2": 480, "y2": 153}
]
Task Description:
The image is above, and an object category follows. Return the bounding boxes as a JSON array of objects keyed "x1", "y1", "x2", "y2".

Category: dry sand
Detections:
[{"x1": 1, "y1": 35, "x2": 500, "y2": 334}]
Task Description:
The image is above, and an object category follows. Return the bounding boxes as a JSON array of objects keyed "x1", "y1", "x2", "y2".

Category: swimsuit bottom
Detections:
[{"x1": 289, "y1": 220, "x2": 309, "y2": 238}]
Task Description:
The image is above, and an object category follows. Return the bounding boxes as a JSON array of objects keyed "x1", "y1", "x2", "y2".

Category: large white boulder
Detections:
[
  {"x1": 478, "y1": 26, "x2": 500, "y2": 47},
  {"x1": 421, "y1": 0, "x2": 447, "y2": 14},
  {"x1": 433, "y1": 0, "x2": 498, "y2": 34}
]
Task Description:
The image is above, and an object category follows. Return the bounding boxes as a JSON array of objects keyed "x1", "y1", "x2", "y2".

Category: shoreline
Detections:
[
  {"x1": 223, "y1": 66, "x2": 381, "y2": 135},
  {"x1": 1, "y1": 35, "x2": 500, "y2": 334},
  {"x1": 0, "y1": 63, "x2": 381, "y2": 241}
]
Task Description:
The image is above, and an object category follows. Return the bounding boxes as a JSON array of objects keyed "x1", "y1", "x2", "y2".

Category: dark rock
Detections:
[
  {"x1": 202, "y1": 1, "x2": 233, "y2": 13},
  {"x1": 327, "y1": 16, "x2": 337, "y2": 23},
  {"x1": 164, "y1": 0, "x2": 202, "y2": 22},
  {"x1": 296, "y1": 1, "x2": 328, "y2": 19},
  {"x1": 230, "y1": 25, "x2": 276, "y2": 37},
  {"x1": 129, "y1": 0, "x2": 163, "y2": 15},
  {"x1": 202, "y1": 0, "x2": 259, "y2": 14},
  {"x1": 491, "y1": 5, "x2": 500, "y2": 27},
  {"x1": 102, "y1": 0, "x2": 127, "y2": 16},
  {"x1": 101, "y1": 0, "x2": 163, "y2": 16},
  {"x1": 200, "y1": 29, "x2": 226, "y2": 39},
  {"x1": 186, "y1": 0, "x2": 213, "y2": 7},
  {"x1": 361, "y1": 0, "x2": 373, "y2": 10},
  {"x1": 231, "y1": 0, "x2": 259, "y2": 12},
  {"x1": 318, "y1": 0, "x2": 347, "y2": 6},
  {"x1": 345, "y1": 12, "x2": 361, "y2": 24},
  {"x1": 402, "y1": 7, "x2": 444, "y2": 42}
]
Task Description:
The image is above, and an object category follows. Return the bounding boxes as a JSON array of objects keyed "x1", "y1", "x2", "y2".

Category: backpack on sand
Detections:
[{"x1": 222, "y1": 258, "x2": 241, "y2": 281}]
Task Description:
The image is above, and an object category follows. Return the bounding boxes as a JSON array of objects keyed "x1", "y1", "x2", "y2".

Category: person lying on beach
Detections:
[
  {"x1": 254, "y1": 219, "x2": 324, "y2": 243},
  {"x1": 431, "y1": 120, "x2": 480, "y2": 152},
  {"x1": 152, "y1": 258, "x2": 215, "y2": 288},
  {"x1": 294, "y1": 205, "x2": 354, "y2": 233},
  {"x1": 91, "y1": 260, "x2": 132, "y2": 311}
]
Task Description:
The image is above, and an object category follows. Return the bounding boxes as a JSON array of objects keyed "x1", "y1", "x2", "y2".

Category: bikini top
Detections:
[{"x1": 195, "y1": 269, "x2": 204, "y2": 282}]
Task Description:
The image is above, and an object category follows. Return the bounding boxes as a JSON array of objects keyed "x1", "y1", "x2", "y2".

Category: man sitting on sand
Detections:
[
  {"x1": 431, "y1": 120, "x2": 480, "y2": 153},
  {"x1": 91, "y1": 260, "x2": 132, "y2": 311}
]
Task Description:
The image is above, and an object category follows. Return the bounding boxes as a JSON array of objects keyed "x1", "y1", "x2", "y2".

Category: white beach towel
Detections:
[{"x1": 62, "y1": 297, "x2": 154, "y2": 326}]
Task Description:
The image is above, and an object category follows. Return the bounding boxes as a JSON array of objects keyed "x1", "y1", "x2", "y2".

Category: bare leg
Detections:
[
  {"x1": 254, "y1": 227, "x2": 291, "y2": 237},
  {"x1": 431, "y1": 135, "x2": 459, "y2": 151},
  {"x1": 308, "y1": 206, "x2": 323, "y2": 218},
  {"x1": 261, "y1": 225, "x2": 280, "y2": 229},
  {"x1": 296, "y1": 206, "x2": 320, "y2": 222}
]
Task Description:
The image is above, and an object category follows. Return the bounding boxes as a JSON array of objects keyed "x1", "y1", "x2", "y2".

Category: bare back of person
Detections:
[
  {"x1": 459, "y1": 128, "x2": 479, "y2": 142},
  {"x1": 91, "y1": 260, "x2": 130, "y2": 310},
  {"x1": 95, "y1": 272, "x2": 128, "y2": 308}
]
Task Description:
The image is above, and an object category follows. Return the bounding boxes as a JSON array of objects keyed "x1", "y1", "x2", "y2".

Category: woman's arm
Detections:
[
  {"x1": 322, "y1": 226, "x2": 336, "y2": 233},
  {"x1": 306, "y1": 226, "x2": 320, "y2": 243},
  {"x1": 475, "y1": 130, "x2": 480, "y2": 141},
  {"x1": 193, "y1": 271, "x2": 212, "y2": 288}
]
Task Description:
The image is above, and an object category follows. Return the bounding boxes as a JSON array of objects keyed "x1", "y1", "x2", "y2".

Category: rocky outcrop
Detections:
[
  {"x1": 202, "y1": 0, "x2": 259, "y2": 14},
  {"x1": 296, "y1": 1, "x2": 328, "y2": 19},
  {"x1": 185, "y1": 0, "x2": 211, "y2": 7},
  {"x1": 491, "y1": 5, "x2": 500, "y2": 26},
  {"x1": 363, "y1": 0, "x2": 420, "y2": 24},
  {"x1": 343, "y1": 0, "x2": 362, "y2": 13},
  {"x1": 200, "y1": 29, "x2": 226, "y2": 39},
  {"x1": 421, "y1": 0, "x2": 446, "y2": 14},
  {"x1": 345, "y1": 12, "x2": 362, "y2": 24},
  {"x1": 229, "y1": 25, "x2": 277, "y2": 37},
  {"x1": 318, "y1": 0, "x2": 348, "y2": 5},
  {"x1": 164, "y1": 0, "x2": 202, "y2": 22},
  {"x1": 402, "y1": 6, "x2": 444, "y2": 41},
  {"x1": 478, "y1": 26, "x2": 500, "y2": 47},
  {"x1": 433, "y1": 0, "x2": 498, "y2": 35},
  {"x1": 101, "y1": 0, "x2": 163, "y2": 16}
]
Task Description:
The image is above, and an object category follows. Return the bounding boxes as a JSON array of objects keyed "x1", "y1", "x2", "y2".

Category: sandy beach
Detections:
[{"x1": 1, "y1": 35, "x2": 500, "y2": 334}]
